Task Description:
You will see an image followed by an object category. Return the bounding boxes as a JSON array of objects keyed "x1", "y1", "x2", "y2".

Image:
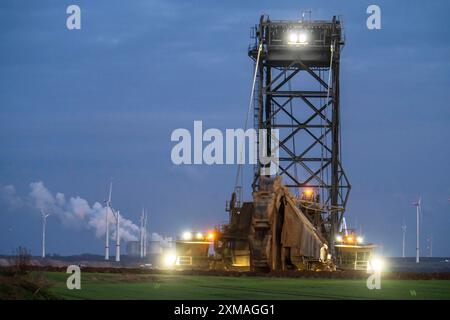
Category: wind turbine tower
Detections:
[
  {"x1": 401, "y1": 223, "x2": 407, "y2": 258},
  {"x1": 104, "y1": 182, "x2": 121, "y2": 262},
  {"x1": 41, "y1": 211, "x2": 51, "y2": 258},
  {"x1": 104, "y1": 182, "x2": 112, "y2": 260},
  {"x1": 115, "y1": 210, "x2": 120, "y2": 262},
  {"x1": 427, "y1": 235, "x2": 433, "y2": 257},
  {"x1": 413, "y1": 198, "x2": 421, "y2": 263},
  {"x1": 143, "y1": 210, "x2": 148, "y2": 257},
  {"x1": 140, "y1": 209, "x2": 145, "y2": 258}
]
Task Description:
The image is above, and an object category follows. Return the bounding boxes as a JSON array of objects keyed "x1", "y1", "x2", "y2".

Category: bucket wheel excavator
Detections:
[{"x1": 214, "y1": 14, "x2": 351, "y2": 272}]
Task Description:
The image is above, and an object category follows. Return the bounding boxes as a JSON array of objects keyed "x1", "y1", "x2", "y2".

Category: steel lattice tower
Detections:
[{"x1": 249, "y1": 15, "x2": 351, "y2": 248}]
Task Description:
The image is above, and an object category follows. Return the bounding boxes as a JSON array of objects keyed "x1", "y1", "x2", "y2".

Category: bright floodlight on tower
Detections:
[
  {"x1": 298, "y1": 32, "x2": 307, "y2": 44},
  {"x1": 288, "y1": 32, "x2": 298, "y2": 43},
  {"x1": 288, "y1": 31, "x2": 308, "y2": 44},
  {"x1": 357, "y1": 236, "x2": 364, "y2": 244}
]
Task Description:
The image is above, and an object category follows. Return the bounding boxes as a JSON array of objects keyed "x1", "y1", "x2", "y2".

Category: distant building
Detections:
[{"x1": 125, "y1": 241, "x2": 140, "y2": 257}]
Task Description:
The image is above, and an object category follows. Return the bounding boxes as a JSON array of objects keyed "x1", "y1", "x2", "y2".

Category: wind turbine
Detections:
[
  {"x1": 143, "y1": 210, "x2": 148, "y2": 257},
  {"x1": 401, "y1": 223, "x2": 407, "y2": 258},
  {"x1": 103, "y1": 182, "x2": 121, "y2": 262},
  {"x1": 427, "y1": 234, "x2": 433, "y2": 257},
  {"x1": 145, "y1": 211, "x2": 149, "y2": 257},
  {"x1": 104, "y1": 182, "x2": 112, "y2": 260},
  {"x1": 41, "y1": 211, "x2": 51, "y2": 258},
  {"x1": 140, "y1": 209, "x2": 149, "y2": 258},
  {"x1": 140, "y1": 208, "x2": 145, "y2": 258},
  {"x1": 413, "y1": 197, "x2": 421, "y2": 263}
]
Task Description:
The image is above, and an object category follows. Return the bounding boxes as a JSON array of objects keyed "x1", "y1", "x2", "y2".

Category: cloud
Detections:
[
  {"x1": 25, "y1": 181, "x2": 139, "y2": 242},
  {"x1": 29, "y1": 181, "x2": 55, "y2": 212}
]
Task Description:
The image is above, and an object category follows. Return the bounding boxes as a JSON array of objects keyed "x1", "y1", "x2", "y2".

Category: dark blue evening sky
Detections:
[{"x1": 1, "y1": 0, "x2": 449, "y2": 257}]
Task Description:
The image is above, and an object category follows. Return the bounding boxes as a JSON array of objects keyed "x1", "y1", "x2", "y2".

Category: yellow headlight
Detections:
[
  {"x1": 163, "y1": 254, "x2": 176, "y2": 267},
  {"x1": 182, "y1": 231, "x2": 192, "y2": 240}
]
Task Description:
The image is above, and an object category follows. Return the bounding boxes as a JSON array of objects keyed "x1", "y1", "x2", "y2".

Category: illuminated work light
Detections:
[
  {"x1": 368, "y1": 258, "x2": 385, "y2": 272},
  {"x1": 288, "y1": 32, "x2": 298, "y2": 43},
  {"x1": 288, "y1": 31, "x2": 308, "y2": 44},
  {"x1": 163, "y1": 254, "x2": 176, "y2": 267},
  {"x1": 195, "y1": 232, "x2": 203, "y2": 240},
  {"x1": 298, "y1": 32, "x2": 308, "y2": 44},
  {"x1": 182, "y1": 231, "x2": 192, "y2": 240}
]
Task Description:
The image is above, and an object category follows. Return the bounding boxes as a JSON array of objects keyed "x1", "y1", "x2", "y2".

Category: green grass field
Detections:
[{"x1": 44, "y1": 272, "x2": 450, "y2": 300}]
